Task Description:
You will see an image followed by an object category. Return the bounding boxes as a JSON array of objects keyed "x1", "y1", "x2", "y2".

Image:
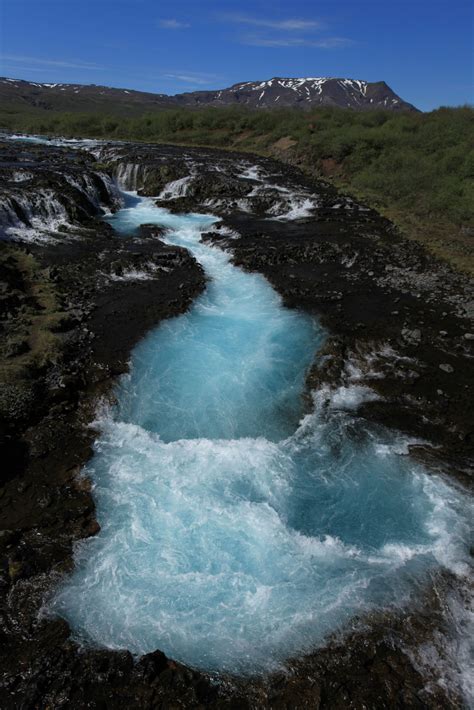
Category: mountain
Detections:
[
  {"x1": 175, "y1": 77, "x2": 417, "y2": 111},
  {"x1": 0, "y1": 76, "x2": 418, "y2": 114}
]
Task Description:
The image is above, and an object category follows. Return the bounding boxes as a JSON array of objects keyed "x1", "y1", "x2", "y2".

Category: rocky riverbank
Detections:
[{"x1": 0, "y1": 138, "x2": 472, "y2": 708}]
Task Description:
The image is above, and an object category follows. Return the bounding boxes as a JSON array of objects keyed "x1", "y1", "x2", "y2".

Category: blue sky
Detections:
[{"x1": 0, "y1": 0, "x2": 472, "y2": 111}]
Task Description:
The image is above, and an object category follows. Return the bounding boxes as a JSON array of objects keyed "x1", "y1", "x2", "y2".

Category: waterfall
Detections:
[
  {"x1": 115, "y1": 162, "x2": 146, "y2": 190},
  {"x1": 0, "y1": 190, "x2": 68, "y2": 234},
  {"x1": 1, "y1": 171, "x2": 121, "y2": 241},
  {"x1": 157, "y1": 175, "x2": 192, "y2": 199}
]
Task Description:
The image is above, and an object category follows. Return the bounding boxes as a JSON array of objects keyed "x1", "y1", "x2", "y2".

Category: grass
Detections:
[{"x1": 1, "y1": 104, "x2": 473, "y2": 272}]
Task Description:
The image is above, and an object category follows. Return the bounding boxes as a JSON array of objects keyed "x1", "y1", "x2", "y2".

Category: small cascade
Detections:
[
  {"x1": 1, "y1": 166, "x2": 121, "y2": 241},
  {"x1": 63, "y1": 172, "x2": 121, "y2": 211},
  {"x1": 64, "y1": 173, "x2": 100, "y2": 207},
  {"x1": 157, "y1": 175, "x2": 192, "y2": 199},
  {"x1": 0, "y1": 189, "x2": 68, "y2": 236},
  {"x1": 114, "y1": 162, "x2": 146, "y2": 191}
]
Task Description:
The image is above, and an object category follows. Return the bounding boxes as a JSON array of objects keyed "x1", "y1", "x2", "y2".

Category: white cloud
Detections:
[
  {"x1": 220, "y1": 13, "x2": 323, "y2": 31},
  {"x1": 162, "y1": 71, "x2": 220, "y2": 86},
  {"x1": 242, "y1": 35, "x2": 353, "y2": 49},
  {"x1": 0, "y1": 54, "x2": 103, "y2": 70},
  {"x1": 218, "y1": 12, "x2": 352, "y2": 50},
  {"x1": 159, "y1": 19, "x2": 190, "y2": 29}
]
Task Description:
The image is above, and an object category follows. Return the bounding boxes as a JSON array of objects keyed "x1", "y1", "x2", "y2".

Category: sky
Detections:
[{"x1": 0, "y1": 0, "x2": 472, "y2": 111}]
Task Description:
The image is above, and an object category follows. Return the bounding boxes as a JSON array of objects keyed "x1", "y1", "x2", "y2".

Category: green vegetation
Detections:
[{"x1": 1, "y1": 104, "x2": 473, "y2": 271}]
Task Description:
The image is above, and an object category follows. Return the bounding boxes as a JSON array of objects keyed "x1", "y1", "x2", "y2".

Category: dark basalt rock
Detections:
[
  {"x1": 0, "y1": 139, "x2": 471, "y2": 708},
  {"x1": 186, "y1": 172, "x2": 253, "y2": 200}
]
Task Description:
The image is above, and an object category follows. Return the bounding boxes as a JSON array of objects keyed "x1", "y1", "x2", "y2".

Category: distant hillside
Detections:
[
  {"x1": 0, "y1": 77, "x2": 175, "y2": 116},
  {"x1": 0, "y1": 76, "x2": 417, "y2": 114}
]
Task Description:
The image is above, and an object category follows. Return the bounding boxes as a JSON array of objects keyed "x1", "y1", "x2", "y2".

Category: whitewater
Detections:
[{"x1": 50, "y1": 191, "x2": 472, "y2": 678}]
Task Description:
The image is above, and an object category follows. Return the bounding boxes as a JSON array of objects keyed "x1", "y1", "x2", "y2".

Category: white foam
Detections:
[
  {"x1": 2, "y1": 133, "x2": 102, "y2": 149},
  {"x1": 10, "y1": 171, "x2": 33, "y2": 183},
  {"x1": 109, "y1": 269, "x2": 155, "y2": 281},
  {"x1": 239, "y1": 165, "x2": 265, "y2": 181},
  {"x1": 272, "y1": 196, "x2": 316, "y2": 220},
  {"x1": 326, "y1": 384, "x2": 380, "y2": 410},
  {"x1": 203, "y1": 223, "x2": 240, "y2": 240}
]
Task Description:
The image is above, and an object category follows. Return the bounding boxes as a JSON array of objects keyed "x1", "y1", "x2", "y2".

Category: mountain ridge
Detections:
[{"x1": 0, "y1": 75, "x2": 418, "y2": 113}]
